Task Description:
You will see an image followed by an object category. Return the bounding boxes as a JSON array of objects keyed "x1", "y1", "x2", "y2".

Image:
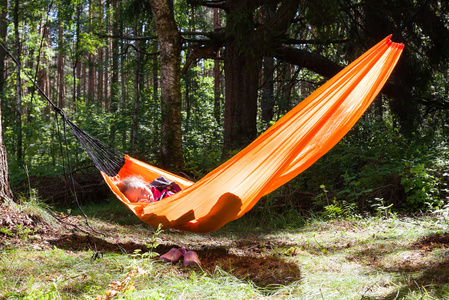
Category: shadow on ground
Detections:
[
  {"x1": 49, "y1": 233, "x2": 301, "y2": 287},
  {"x1": 358, "y1": 233, "x2": 449, "y2": 300}
]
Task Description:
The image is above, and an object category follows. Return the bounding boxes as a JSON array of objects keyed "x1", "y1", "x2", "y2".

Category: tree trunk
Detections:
[
  {"x1": 279, "y1": 64, "x2": 292, "y2": 115},
  {"x1": 149, "y1": 0, "x2": 183, "y2": 171},
  {"x1": 130, "y1": 28, "x2": 142, "y2": 151},
  {"x1": 222, "y1": 0, "x2": 262, "y2": 156},
  {"x1": 222, "y1": 0, "x2": 299, "y2": 156},
  {"x1": 37, "y1": 23, "x2": 50, "y2": 115},
  {"x1": 0, "y1": 0, "x2": 13, "y2": 202},
  {"x1": 261, "y1": 56, "x2": 274, "y2": 124},
  {"x1": 88, "y1": 52, "x2": 96, "y2": 102},
  {"x1": 57, "y1": 23, "x2": 65, "y2": 108},
  {"x1": 213, "y1": 7, "x2": 222, "y2": 125},
  {"x1": 223, "y1": 37, "x2": 261, "y2": 156},
  {"x1": 97, "y1": 0, "x2": 104, "y2": 107},
  {"x1": 110, "y1": 0, "x2": 119, "y2": 114},
  {"x1": 87, "y1": 0, "x2": 96, "y2": 103},
  {"x1": 14, "y1": 0, "x2": 23, "y2": 166},
  {"x1": 0, "y1": 0, "x2": 8, "y2": 95},
  {"x1": 152, "y1": 41, "x2": 158, "y2": 104}
]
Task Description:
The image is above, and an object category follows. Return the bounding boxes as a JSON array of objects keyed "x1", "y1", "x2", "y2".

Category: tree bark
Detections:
[
  {"x1": 14, "y1": 0, "x2": 23, "y2": 166},
  {"x1": 0, "y1": 0, "x2": 13, "y2": 201},
  {"x1": 0, "y1": 109, "x2": 13, "y2": 201},
  {"x1": 37, "y1": 23, "x2": 50, "y2": 114},
  {"x1": 97, "y1": 0, "x2": 104, "y2": 107},
  {"x1": 261, "y1": 56, "x2": 274, "y2": 124},
  {"x1": 223, "y1": 36, "x2": 261, "y2": 155},
  {"x1": 222, "y1": 0, "x2": 299, "y2": 156},
  {"x1": 149, "y1": 0, "x2": 183, "y2": 171},
  {"x1": 274, "y1": 46, "x2": 343, "y2": 79},
  {"x1": 213, "y1": 7, "x2": 222, "y2": 125},
  {"x1": 130, "y1": 27, "x2": 142, "y2": 151},
  {"x1": 110, "y1": 0, "x2": 119, "y2": 113},
  {"x1": 57, "y1": 23, "x2": 65, "y2": 108},
  {"x1": 87, "y1": 0, "x2": 96, "y2": 103},
  {"x1": 0, "y1": 0, "x2": 8, "y2": 95}
]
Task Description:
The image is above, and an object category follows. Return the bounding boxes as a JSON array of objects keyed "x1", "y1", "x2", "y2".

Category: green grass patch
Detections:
[{"x1": 2, "y1": 200, "x2": 449, "y2": 299}]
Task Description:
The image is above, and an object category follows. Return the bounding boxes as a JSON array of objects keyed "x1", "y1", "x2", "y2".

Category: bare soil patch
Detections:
[{"x1": 0, "y1": 204, "x2": 300, "y2": 287}]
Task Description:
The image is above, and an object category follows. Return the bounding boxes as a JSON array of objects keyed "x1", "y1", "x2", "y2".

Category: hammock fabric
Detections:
[{"x1": 101, "y1": 36, "x2": 403, "y2": 233}]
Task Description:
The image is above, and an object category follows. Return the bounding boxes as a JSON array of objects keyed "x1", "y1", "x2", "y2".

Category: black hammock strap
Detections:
[
  {"x1": 64, "y1": 117, "x2": 124, "y2": 177},
  {"x1": 0, "y1": 41, "x2": 125, "y2": 177}
]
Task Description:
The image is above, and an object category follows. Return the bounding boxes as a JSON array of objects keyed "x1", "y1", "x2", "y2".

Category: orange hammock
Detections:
[{"x1": 102, "y1": 36, "x2": 404, "y2": 233}]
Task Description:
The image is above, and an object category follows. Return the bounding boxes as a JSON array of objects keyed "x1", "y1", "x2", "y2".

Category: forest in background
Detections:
[{"x1": 1, "y1": 0, "x2": 449, "y2": 214}]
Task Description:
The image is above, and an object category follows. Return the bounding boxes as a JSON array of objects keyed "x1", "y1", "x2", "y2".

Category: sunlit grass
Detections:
[{"x1": 2, "y1": 199, "x2": 449, "y2": 299}]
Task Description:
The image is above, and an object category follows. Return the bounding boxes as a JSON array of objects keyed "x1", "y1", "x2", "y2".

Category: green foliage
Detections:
[
  {"x1": 0, "y1": 227, "x2": 14, "y2": 237},
  {"x1": 2, "y1": 0, "x2": 449, "y2": 219},
  {"x1": 295, "y1": 119, "x2": 449, "y2": 214},
  {"x1": 371, "y1": 198, "x2": 394, "y2": 218},
  {"x1": 181, "y1": 62, "x2": 224, "y2": 178},
  {"x1": 132, "y1": 223, "x2": 163, "y2": 260},
  {"x1": 400, "y1": 162, "x2": 441, "y2": 209}
]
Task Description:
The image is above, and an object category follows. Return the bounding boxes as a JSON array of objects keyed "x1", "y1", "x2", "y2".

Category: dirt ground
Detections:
[
  {"x1": 3, "y1": 199, "x2": 449, "y2": 290},
  {"x1": 0, "y1": 203, "x2": 303, "y2": 287}
]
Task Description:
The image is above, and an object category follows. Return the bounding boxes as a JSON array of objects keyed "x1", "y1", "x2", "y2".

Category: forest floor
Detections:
[{"x1": 1, "y1": 199, "x2": 449, "y2": 299}]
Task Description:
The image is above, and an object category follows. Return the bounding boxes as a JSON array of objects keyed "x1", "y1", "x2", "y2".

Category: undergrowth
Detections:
[{"x1": 2, "y1": 196, "x2": 449, "y2": 299}]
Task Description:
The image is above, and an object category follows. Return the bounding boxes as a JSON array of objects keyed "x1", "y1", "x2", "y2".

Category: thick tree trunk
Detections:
[
  {"x1": 222, "y1": 1, "x2": 262, "y2": 156},
  {"x1": 223, "y1": 38, "x2": 261, "y2": 156},
  {"x1": 150, "y1": 0, "x2": 183, "y2": 171},
  {"x1": 222, "y1": 0, "x2": 299, "y2": 156}
]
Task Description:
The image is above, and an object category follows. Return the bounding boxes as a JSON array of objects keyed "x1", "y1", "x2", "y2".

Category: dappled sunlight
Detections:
[{"x1": 3, "y1": 203, "x2": 449, "y2": 299}]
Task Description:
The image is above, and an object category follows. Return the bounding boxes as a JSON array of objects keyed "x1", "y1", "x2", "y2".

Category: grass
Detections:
[{"x1": 2, "y1": 199, "x2": 449, "y2": 299}]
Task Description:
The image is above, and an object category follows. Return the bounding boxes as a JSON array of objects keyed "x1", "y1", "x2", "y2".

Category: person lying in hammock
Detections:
[{"x1": 117, "y1": 176, "x2": 182, "y2": 203}]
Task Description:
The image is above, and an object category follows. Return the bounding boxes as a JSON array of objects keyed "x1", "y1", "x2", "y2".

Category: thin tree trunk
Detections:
[
  {"x1": 120, "y1": 26, "x2": 126, "y2": 149},
  {"x1": 103, "y1": 0, "x2": 110, "y2": 110},
  {"x1": 150, "y1": 40, "x2": 159, "y2": 150},
  {"x1": 74, "y1": 0, "x2": 81, "y2": 107},
  {"x1": 278, "y1": 65, "x2": 291, "y2": 115},
  {"x1": 57, "y1": 23, "x2": 65, "y2": 108},
  {"x1": 110, "y1": 0, "x2": 119, "y2": 113},
  {"x1": 97, "y1": 0, "x2": 104, "y2": 107},
  {"x1": 152, "y1": 41, "x2": 158, "y2": 103},
  {"x1": 130, "y1": 27, "x2": 142, "y2": 151},
  {"x1": 103, "y1": 43, "x2": 109, "y2": 109},
  {"x1": 213, "y1": 7, "x2": 222, "y2": 125},
  {"x1": 0, "y1": 0, "x2": 13, "y2": 201},
  {"x1": 38, "y1": 23, "x2": 50, "y2": 116},
  {"x1": 14, "y1": 0, "x2": 23, "y2": 166},
  {"x1": 261, "y1": 56, "x2": 274, "y2": 124},
  {"x1": 0, "y1": 0, "x2": 9, "y2": 96},
  {"x1": 87, "y1": 0, "x2": 95, "y2": 103}
]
